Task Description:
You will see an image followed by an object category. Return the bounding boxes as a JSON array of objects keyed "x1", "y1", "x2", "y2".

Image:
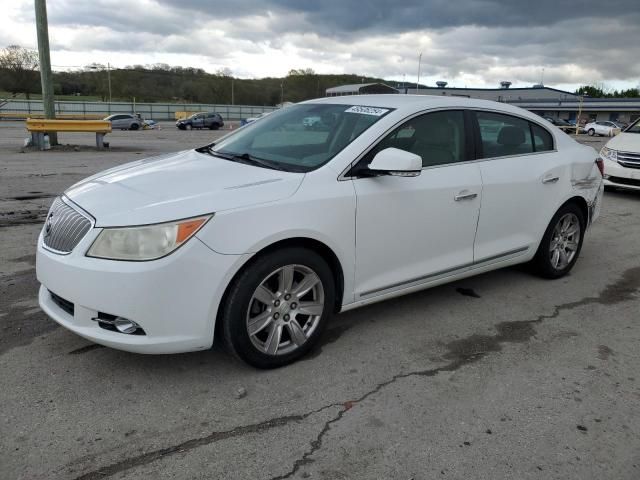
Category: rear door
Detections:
[
  {"x1": 472, "y1": 110, "x2": 564, "y2": 263},
  {"x1": 352, "y1": 109, "x2": 482, "y2": 299}
]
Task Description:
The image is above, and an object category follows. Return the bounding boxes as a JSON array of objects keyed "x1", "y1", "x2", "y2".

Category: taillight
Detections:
[{"x1": 595, "y1": 158, "x2": 604, "y2": 176}]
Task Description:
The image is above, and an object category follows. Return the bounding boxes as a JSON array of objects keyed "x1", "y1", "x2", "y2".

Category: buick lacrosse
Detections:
[{"x1": 37, "y1": 95, "x2": 603, "y2": 368}]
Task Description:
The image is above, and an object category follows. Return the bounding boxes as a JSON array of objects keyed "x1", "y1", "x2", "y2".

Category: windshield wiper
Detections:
[{"x1": 208, "y1": 150, "x2": 287, "y2": 171}]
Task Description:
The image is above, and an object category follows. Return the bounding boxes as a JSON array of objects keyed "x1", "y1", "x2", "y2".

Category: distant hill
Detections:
[{"x1": 1, "y1": 65, "x2": 393, "y2": 105}]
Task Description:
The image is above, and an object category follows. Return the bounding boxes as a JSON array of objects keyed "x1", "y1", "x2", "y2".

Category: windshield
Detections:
[
  {"x1": 624, "y1": 119, "x2": 640, "y2": 133},
  {"x1": 209, "y1": 104, "x2": 392, "y2": 172}
]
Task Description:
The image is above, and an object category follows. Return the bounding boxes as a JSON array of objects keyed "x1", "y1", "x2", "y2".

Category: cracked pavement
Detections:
[{"x1": 1, "y1": 124, "x2": 639, "y2": 479}]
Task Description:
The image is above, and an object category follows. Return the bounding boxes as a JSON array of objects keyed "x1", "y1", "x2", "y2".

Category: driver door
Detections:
[{"x1": 352, "y1": 110, "x2": 482, "y2": 300}]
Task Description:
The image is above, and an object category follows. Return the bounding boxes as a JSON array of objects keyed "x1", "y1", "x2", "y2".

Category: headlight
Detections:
[
  {"x1": 87, "y1": 215, "x2": 212, "y2": 261},
  {"x1": 600, "y1": 147, "x2": 617, "y2": 162}
]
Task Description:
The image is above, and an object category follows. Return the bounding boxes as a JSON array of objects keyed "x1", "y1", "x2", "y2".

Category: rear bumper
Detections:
[{"x1": 37, "y1": 229, "x2": 248, "y2": 354}]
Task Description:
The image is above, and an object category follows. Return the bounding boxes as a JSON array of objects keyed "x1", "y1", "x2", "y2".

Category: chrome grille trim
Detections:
[
  {"x1": 618, "y1": 150, "x2": 640, "y2": 169},
  {"x1": 42, "y1": 197, "x2": 93, "y2": 254}
]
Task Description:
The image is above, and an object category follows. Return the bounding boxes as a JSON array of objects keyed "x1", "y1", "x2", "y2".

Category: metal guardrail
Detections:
[
  {"x1": 26, "y1": 119, "x2": 112, "y2": 133},
  {"x1": 26, "y1": 119, "x2": 112, "y2": 150}
]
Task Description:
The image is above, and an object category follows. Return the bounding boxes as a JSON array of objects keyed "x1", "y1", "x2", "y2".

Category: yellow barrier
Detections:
[
  {"x1": 26, "y1": 119, "x2": 112, "y2": 133},
  {"x1": 175, "y1": 111, "x2": 203, "y2": 120},
  {"x1": 26, "y1": 119, "x2": 112, "y2": 150}
]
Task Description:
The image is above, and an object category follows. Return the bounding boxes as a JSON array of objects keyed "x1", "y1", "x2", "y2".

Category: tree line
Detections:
[{"x1": 1, "y1": 45, "x2": 638, "y2": 105}]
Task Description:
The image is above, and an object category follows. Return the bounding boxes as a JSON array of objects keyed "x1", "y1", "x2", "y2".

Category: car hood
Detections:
[
  {"x1": 606, "y1": 132, "x2": 640, "y2": 153},
  {"x1": 64, "y1": 149, "x2": 304, "y2": 227}
]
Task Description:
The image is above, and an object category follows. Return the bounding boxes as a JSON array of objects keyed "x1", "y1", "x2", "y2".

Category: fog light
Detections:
[{"x1": 114, "y1": 317, "x2": 140, "y2": 334}]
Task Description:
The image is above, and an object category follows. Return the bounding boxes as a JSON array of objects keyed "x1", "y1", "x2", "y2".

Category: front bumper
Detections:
[
  {"x1": 603, "y1": 158, "x2": 640, "y2": 191},
  {"x1": 37, "y1": 229, "x2": 247, "y2": 354}
]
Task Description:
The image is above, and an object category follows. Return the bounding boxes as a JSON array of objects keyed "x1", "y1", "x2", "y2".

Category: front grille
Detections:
[
  {"x1": 50, "y1": 291, "x2": 74, "y2": 316},
  {"x1": 617, "y1": 151, "x2": 640, "y2": 169},
  {"x1": 42, "y1": 197, "x2": 92, "y2": 253},
  {"x1": 608, "y1": 176, "x2": 640, "y2": 187}
]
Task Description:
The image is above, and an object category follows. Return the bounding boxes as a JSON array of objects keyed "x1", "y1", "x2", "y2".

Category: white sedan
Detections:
[
  {"x1": 584, "y1": 121, "x2": 622, "y2": 137},
  {"x1": 37, "y1": 95, "x2": 604, "y2": 368},
  {"x1": 600, "y1": 117, "x2": 640, "y2": 191}
]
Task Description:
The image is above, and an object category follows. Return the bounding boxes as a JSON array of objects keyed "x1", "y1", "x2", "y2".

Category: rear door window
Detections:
[
  {"x1": 475, "y1": 111, "x2": 534, "y2": 158},
  {"x1": 531, "y1": 123, "x2": 554, "y2": 152}
]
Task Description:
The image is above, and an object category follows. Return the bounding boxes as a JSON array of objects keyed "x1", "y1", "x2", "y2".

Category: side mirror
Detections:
[{"x1": 368, "y1": 148, "x2": 422, "y2": 177}]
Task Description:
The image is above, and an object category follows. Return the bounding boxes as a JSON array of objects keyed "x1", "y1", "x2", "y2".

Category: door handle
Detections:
[
  {"x1": 542, "y1": 175, "x2": 560, "y2": 184},
  {"x1": 454, "y1": 191, "x2": 478, "y2": 201}
]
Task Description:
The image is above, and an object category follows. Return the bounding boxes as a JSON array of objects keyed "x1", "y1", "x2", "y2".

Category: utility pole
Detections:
[
  {"x1": 416, "y1": 52, "x2": 422, "y2": 93},
  {"x1": 34, "y1": 0, "x2": 57, "y2": 145},
  {"x1": 231, "y1": 77, "x2": 234, "y2": 105},
  {"x1": 280, "y1": 82, "x2": 284, "y2": 106}
]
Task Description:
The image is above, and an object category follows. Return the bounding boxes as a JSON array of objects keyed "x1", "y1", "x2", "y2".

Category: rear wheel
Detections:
[
  {"x1": 531, "y1": 203, "x2": 585, "y2": 279},
  {"x1": 221, "y1": 248, "x2": 335, "y2": 368}
]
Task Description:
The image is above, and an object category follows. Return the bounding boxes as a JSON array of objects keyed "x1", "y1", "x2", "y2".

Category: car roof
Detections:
[{"x1": 304, "y1": 94, "x2": 544, "y2": 120}]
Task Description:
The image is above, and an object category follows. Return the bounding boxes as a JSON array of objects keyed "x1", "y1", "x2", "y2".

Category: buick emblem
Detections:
[{"x1": 44, "y1": 212, "x2": 54, "y2": 237}]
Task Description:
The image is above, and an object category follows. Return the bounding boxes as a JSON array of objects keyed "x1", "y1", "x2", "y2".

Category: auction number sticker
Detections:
[{"x1": 344, "y1": 106, "x2": 389, "y2": 116}]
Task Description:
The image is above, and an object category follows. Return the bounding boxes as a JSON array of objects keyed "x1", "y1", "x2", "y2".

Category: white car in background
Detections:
[
  {"x1": 584, "y1": 121, "x2": 621, "y2": 137},
  {"x1": 600, "y1": 118, "x2": 640, "y2": 191},
  {"x1": 36, "y1": 95, "x2": 603, "y2": 368}
]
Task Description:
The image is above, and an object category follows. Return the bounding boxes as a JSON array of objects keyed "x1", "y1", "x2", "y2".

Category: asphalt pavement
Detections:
[{"x1": 1, "y1": 122, "x2": 638, "y2": 479}]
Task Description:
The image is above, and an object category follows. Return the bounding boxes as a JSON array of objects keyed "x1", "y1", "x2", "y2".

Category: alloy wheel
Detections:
[
  {"x1": 549, "y1": 213, "x2": 580, "y2": 270},
  {"x1": 246, "y1": 264, "x2": 324, "y2": 356}
]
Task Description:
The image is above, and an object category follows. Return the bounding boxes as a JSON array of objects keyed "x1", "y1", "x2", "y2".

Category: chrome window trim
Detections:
[{"x1": 338, "y1": 106, "x2": 557, "y2": 181}]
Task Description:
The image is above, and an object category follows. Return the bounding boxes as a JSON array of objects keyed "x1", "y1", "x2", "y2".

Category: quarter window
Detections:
[{"x1": 370, "y1": 110, "x2": 467, "y2": 167}]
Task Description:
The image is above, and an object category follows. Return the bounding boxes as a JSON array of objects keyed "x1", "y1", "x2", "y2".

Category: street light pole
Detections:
[
  {"x1": 416, "y1": 52, "x2": 422, "y2": 93},
  {"x1": 34, "y1": 0, "x2": 57, "y2": 145},
  {"x1": 107, "y1": 62, "x2": 112, "y2": 103},
  {"x1": 231, "y1": 77, "x2": 234, "y2": 105},
  {"x1": 280, "y1": 82, "x2": 284, "y2": 105}
]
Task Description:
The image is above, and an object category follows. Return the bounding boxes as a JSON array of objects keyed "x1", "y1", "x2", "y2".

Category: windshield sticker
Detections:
[{"x1": 344, "y1": 106, "x2": 389, "y2": 116}]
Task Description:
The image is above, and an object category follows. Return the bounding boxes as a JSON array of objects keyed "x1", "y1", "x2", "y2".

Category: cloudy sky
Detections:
[{"x1": 2, "y1": 0, "x2": 640, "y2": 91}]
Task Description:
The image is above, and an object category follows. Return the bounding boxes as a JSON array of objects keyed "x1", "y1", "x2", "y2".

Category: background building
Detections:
[{"x1": 327, "y1": 81, "x2": 640, "y2": 125}]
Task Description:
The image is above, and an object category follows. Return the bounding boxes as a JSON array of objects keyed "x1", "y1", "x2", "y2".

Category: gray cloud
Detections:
[{"x1": 9, "y1": 0, "x2": 640, "y2": 87}]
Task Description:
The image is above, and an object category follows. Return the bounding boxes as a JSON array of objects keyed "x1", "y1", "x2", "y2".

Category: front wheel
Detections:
[
  {"x1": 531, "y1": 204, "x2": 585, "y2": 279},
  {"x1": 221, "y1": 248, "x2": 335, "y2": 368},
  {"x1": 588, "y1": 128, "x2": 595, "y2": 136},
  {"x1": 185, "y1": 124, "x2": 193, "y2": 130}
]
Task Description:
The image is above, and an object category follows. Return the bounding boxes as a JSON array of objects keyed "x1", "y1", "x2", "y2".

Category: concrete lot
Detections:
[{"x1": 1, "y1": 121, "x2": 639, "y2": 479}]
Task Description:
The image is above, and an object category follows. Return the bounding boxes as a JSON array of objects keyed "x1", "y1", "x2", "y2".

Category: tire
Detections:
[
  {"x1": 531, "y1": 203, "x2": 585, "y2": 279},
  {"x1": 588, "y1": 128, "x2": 595, "y2": 136},
  {"x1": 221, "y1": 248, "x2": 335, "y2": 368},
  {"x1": 130, "y1": 123, "x2": 139, "y2": 130},
  {"x1": 185, "y1": 124, "x2": 193, "y2": 131}
]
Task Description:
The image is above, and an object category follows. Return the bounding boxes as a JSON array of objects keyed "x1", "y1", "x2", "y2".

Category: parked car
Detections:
[
  {"x1": 543, "y1": 117, "x2": 575, "y2": 133},
  {"x1": 584, "y1": 121, "x2": 621, "y2": 137},
  {"x1": 104, "y1": 114, "x2": 141, "y2": 130},
  {"x1": 599, "y1": 117, "x2": 640, "y2": 191},
  {"x1": 240, "y1": 112, "x2": 272, "y2": 127},
  {"x1": 37, "y1": 95, "x2": 603, "y2": 368},
  {"x1": 176, "y1": 112, "x2": 224, "y2": 130},
  {"x1": 302, "y1": 116, "x2": 322, "y2": 129}
]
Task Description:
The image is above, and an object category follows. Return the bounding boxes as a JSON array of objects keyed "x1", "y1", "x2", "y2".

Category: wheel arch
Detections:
[{"x1": 214, "y1": 236, "x2": 346, "y2": 340}]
